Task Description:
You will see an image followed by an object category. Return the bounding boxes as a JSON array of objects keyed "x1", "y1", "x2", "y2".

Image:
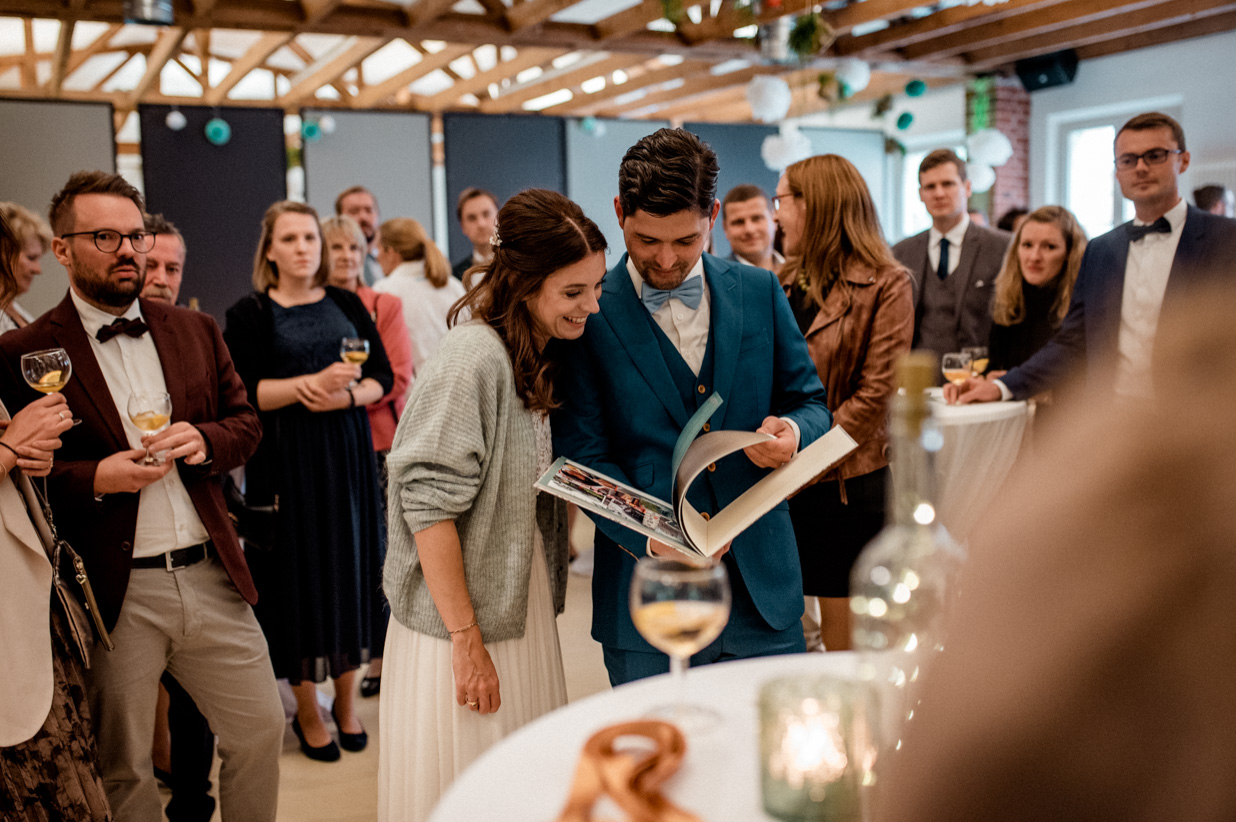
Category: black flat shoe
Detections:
[
  {"x1": 359, "y1": 676, "x2": 381, "y2": 698},
  {"x1": 331, "y1": 704, "x2": 368, "y2": 753},
  {"x1": 153, "y1": 765, "x2": 174, "y2": 787},
  {"x1": 291, "y1": 716, "x2": 340, "y2": 762}
]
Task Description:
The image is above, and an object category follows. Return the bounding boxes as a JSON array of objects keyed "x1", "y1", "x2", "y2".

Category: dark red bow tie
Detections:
[{"x1": 96, "y1": 317, "x2": 149, "y2": 343}]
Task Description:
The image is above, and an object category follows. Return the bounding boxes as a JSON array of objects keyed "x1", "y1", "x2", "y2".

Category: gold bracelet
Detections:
[{"x1": 449, "y1": 620, "x2": 478, "y2": 635}]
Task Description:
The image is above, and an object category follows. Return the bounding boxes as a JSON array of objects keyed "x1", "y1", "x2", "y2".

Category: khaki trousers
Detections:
[{"x1": 87, "y1": 555, "x2": 284, "y2": 822}]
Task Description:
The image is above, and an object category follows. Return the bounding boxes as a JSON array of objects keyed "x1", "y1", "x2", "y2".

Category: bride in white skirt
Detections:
[{"x1": 378, "y1": 189, "x2": 610, "y2": 822}]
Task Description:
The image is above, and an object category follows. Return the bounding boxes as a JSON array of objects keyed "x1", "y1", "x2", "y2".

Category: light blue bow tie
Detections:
[{"x1": 640, "y1": 277, "x2": 703, "y2": 313}]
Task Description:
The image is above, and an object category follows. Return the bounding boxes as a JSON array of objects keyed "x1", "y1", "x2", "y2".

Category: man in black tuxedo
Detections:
[
  {"x1": 948, "y1": 112, "x2": 1236, "y2": 405},
  {"x1": 892, "y1": 149, "x2": 1011, "y2": 359}
]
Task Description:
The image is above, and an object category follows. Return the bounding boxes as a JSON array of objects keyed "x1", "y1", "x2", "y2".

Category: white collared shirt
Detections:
[
  {"x1": 70, "y1": 291, "x2": 209, "y2": 558},
  {"x1": 1114, "y1": 198, "x2": 1187, "y2": 398},
  {"x1": 372, "y1": 260, "x2": 468, "y2": 373},
  {"x1": 626, "y1": 256, "x2": 711, "y2": 376},
  {"x1": 927, "y1": 213, "x2": 970, "y2": 278},
  {"x1": 733, "y1": 249, "x2": 785, "y2": 272}
]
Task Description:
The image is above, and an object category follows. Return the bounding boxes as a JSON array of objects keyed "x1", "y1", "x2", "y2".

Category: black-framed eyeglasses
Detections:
[
  {"x1": 1115, "y1": 148, "x2": 1183, "y2": 170},
  {"x1": 771, "y1": 193, "x2": 799, "y2": 212},
  {"x1": 60, "y1": 230, "x2": 157, "y2": 254}
]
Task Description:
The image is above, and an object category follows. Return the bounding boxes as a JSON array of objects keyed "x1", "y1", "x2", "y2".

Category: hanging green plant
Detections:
[
  {"x1": 872, "y1": 93, "x2": 894, "y2": 119},
  {"x1": 884, "y1": 136, "x2": 907, "y2": 156},
  {"x1": 787, "y1": 12, "x2": 835, "y2": 62},
  {"x1": 816, "y1": 71, "x2": 839, "y2": 103},
  {"x1": 660, "y1": 0, "x2": 685, "y2": 26}
]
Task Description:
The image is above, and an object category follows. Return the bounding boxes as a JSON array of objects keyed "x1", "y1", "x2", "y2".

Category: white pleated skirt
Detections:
[{"x1": 377, "y1": 539, "x2": 568, "y2": 822}]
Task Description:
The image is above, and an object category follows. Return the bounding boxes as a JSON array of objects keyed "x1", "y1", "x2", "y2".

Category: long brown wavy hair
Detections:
[
  {"x1": 991, "y1": 205, "x2": 1087, "y2": 327},
  {"x1": 448, "y1": 189, "x2": 607, "y2": 412},
  {"x1": 779, "y1": 154, "x2": 902, "y2": 309}
]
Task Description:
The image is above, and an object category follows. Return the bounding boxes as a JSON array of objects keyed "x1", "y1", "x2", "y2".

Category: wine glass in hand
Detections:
[
  {"x1": 22, "y1": 348, "x2": 80, "y2": 424},
  {"x1": 630, "y1": 557, "x2": 731, "y2": 732},
  {"x1": 127, "y1": 392, "x2": 172, "y2": 465},
  {"x1": 340, "y1": 337, "x2": 369, "y2": 365},
  {"x1": 962, "y1": 346, "x2": 989, "y2": 377},
  {"x1": 941, "y1": 352, "x2": 973, "y2": 387}
]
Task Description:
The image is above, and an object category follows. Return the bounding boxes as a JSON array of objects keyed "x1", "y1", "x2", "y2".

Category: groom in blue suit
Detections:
[
  {"x1": 553, "y1": 128, "x2": 832, "y2": 686},
  {"x1": 948, "y1": 111, "x2": 1236, "y2": 405}
]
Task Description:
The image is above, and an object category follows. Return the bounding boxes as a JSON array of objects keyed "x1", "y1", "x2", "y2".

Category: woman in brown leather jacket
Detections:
[{"x1": 774, "y1": 154, "x2": 914, "y2": 651}]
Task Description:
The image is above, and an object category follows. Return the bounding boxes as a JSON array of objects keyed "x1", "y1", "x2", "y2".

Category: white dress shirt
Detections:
[
  {"x1": 70, "y1": 291, "x2": 209, "y2": 558},
  {"x1": 372, "y1": 260, "x2": 467, "y2": 373},
  {"x1": 928, "y1": 213, "x2": 970, "y2": 278},
  {"x1": 626, "y1": 256, "x2": 711, "y2": 376},
  {"x1": 733, "y1": 249, "x2": 785, "y2": 273},
  {"x1": 1114, "y1": 198, "x2": 1187, "y2": 398}
]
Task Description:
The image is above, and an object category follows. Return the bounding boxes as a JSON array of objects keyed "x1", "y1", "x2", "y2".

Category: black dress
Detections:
[
  {"x1": 224, "y1": 289, "x2": 393, "y2": 684},
  {"x1": 988, "y1": 282, "x2": 1064, "y2": 371}
]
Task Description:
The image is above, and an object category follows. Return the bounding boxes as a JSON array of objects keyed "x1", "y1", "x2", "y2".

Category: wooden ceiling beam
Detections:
[
  {"x1": 901, "y1": 0, "x2": 1173, "y2": 61},
  {"x1": 405, "y1": 0, "x2": 460, "y2": 29},
  {"x1": 591, "y1": 0, "x2": 663, "y2": 40},
  {"x1": 832, "y1": 0, "x2": 1067, "y2": 56},
  {"x1": 125, "y1": 27, "x2": 188, "y2": 107},
  {"x1": 278, "y1": 35, "x2": 385, "y2": 105},
  {"x1": 964, "y1": 0, "x2": 1236, "y2": 68},
  {"x1": 423, "y1": 46, "x2": 563, "y2": 109},
  {"x1": 47, "y1": 18, "x2": 74, "y2": 96},
  {"x1": 503, "y1": 0, "x2": 577, "y2": 32},
  {"x1": 475, "y1": 0, "x2": 508, "y2": 17},
  {"x1": 20, "y1": 19, "x2": 34, "y2": 89},
  {"x1": 477, "y1": 52, "x2": 640, "y2": 112},
  {"x1": 351, "y1": 41, "x2": 472, "y2": 107},
  {"x1": 597, "y1": 63, "x2": 778, "y2": 117},
  {"x1": 65, "y1": 22, "x2": 122, "y2": 75},
  {"x1": 546, "y1": 58, "x2": 707, "y2": 114},
  {"x1": 203, "y1": 31, "x2": 291, "y2": 104},
  {"x1": 1074, "y1": 6, "x2": 1236, "y2": 61}
]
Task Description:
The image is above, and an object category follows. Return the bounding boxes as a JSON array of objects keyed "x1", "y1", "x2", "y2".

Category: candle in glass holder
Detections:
[{"x1": 759, "y1": 676, "x2": 870, "y2": 821}]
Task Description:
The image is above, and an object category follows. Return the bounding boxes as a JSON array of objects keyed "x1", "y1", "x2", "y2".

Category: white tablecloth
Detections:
[
  {"x1": 926, "y1": 388, "x2": 1028, "y2": 539},
  {"x1": 430, "y1": 653, "x2": 859, "y2": 822}
]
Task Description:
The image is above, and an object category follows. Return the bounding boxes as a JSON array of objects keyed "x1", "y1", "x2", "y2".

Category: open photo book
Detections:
[{"x1": 536, "y1": 394, "x2": 858, "y2": 559}]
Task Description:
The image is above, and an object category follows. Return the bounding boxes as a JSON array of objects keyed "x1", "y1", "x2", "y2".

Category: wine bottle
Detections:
[{"x1": 849, "y1": 351, "x2": 966, "y2": 799}]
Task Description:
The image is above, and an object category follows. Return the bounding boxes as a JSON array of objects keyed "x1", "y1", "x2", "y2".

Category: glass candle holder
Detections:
[{"x1": 759, "y1": 675, "x2": 873, "y2": 822}]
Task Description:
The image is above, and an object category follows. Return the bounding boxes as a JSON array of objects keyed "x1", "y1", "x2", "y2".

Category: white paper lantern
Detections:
[
  {"x1": 165, "y1": 109, "x2": 187, "y2": 131},
  {"x1": 835, "y1": 59, "x2": 870, "y2": 97},
  {"x1": 969, "y1": 163, "x2": 996, "y2": 193},
  {"x1": 761, "y1": 123, "x2": 813, "y2": 172},
  {"x1": 747, "y1": 75, "x2": 793, "y2": 124},
  {"x1": 967, "y1": 128, "x2": 1014, "y2": 168},
  {"x1": 318, "y1": 114, "x2": 337, "y2": 135}
]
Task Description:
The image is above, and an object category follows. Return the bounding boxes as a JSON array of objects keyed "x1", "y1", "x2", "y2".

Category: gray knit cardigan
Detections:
[{"x1": 383, "y1": 321, "x2": 569, "y2": 641}]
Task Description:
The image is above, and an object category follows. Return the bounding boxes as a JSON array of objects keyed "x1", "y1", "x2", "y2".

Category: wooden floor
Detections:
[{"x1": 171, "y1": 519, "x2": 607, "y2": 822}]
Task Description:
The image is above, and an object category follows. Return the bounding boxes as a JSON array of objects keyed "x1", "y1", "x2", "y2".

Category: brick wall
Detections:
[{"x1": 990, "y1": 76, "x2": 1030, "y2": 227}]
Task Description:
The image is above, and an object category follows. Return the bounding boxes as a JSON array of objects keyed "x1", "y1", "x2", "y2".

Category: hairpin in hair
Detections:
[{"x1": 490, "y1": 227, "x2": 502, "y2": 248}]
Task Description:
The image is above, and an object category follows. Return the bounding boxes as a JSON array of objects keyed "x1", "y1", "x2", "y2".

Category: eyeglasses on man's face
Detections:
[
  {"x1": 1114, "y1": 148, "x2": 1183, "y2": 170},
  {"x1": 60, "y1": 229, "x2": 157, "y2": 254}
]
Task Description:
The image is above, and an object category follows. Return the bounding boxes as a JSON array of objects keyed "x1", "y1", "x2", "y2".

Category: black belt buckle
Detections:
[{"x1": 163, "y1": 542, "x2": 210, "y2": 571}]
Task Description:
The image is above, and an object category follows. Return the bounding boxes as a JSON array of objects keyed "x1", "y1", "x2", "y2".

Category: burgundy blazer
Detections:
[{"x1": 0, "y1": 293, "x2": 262, "y2": 631}]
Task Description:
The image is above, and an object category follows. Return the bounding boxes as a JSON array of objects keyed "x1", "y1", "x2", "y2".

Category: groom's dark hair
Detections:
[{"x1": 618, "y1": 128, "x2": 719, "y2": 218}]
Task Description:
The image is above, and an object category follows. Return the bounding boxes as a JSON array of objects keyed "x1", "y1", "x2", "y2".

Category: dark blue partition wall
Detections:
[
  {"x1": 442, "y1": 113, "x2": 566, "y2": 265},
  {"x1": 684, "y1": 122, "x2": 779, "y2": 259},
  {"x1": 139, "y1": 104, "x2": 286, "y2": 321}
]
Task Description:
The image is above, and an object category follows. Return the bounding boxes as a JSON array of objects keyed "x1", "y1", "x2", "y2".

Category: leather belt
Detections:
[{"x1": 132, "y1": 541, "x2": 213, "y2": 571}]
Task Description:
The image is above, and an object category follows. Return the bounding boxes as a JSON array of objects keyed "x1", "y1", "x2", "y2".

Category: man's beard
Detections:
[{"x1": 73, "y1": 257, "x2": 144, "y2": 309}]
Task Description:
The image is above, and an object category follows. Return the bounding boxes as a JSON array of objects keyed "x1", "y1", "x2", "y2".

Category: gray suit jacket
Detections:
[{"x1": 893, "y1": 222, "x2": 1011, "y2": 352}]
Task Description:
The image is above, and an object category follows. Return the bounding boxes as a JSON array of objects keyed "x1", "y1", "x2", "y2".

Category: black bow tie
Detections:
[
  {"x1": 1126, "y1": 217, "x2": 1172, "y2": 242},
  {"x1": 96, "y1": 317, "x2": 149, "y2": 343}
]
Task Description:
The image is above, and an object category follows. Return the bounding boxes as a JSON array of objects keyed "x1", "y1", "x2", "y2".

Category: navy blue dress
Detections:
[{"x1": 253, "y1": 298, "x2": 387, "y2": 684}]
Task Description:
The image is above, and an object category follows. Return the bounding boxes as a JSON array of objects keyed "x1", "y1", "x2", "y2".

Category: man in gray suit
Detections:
[{"x1": 893, "y1": 149, "x2": 1010, "y2": 359}]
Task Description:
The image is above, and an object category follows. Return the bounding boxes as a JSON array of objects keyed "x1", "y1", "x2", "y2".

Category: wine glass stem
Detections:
[{"x1": 670, "y1": 653, "x2": 688, "y2": 711}]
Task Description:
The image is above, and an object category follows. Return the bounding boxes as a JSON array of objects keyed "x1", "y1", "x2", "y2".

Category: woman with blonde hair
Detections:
[
  {"x1": 372, "y1": 217, "x2": 465, "y2": 374},
  {"x1": 774, "y1": 154, "x2": 914, "y2": 652},
  {"x1": 988, "y1": 205, "x2": 1087, "y2": 372},
  {"x1": 224, "y1": 201, "x2": 393, "y2": 762},
  {"x1": 0, "y1": 202, "x2": 52, "y2": 332}
]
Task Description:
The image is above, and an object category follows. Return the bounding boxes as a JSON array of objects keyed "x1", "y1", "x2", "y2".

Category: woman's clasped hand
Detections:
[
  {"x1": 0, "y1": 392, "x2": 73, "y2": 476},
  {"x1": 296, "y1": 361, "x2": 362, "y2": 411}
]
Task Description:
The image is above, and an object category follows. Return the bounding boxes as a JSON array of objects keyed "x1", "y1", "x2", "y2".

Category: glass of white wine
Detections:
[
  {"x1": 126, "y1": 391, "x2": 172, "y2": 465},
  {"x1": 940, "y1": 352, "x2": 973, "y2": 387},
  {"x1": 630, "y1": 557, "x2": 731, "y2": 732},
  {"x1": 21, "y1": 347, "x2": 81, "y2": 425},
  {"x1": 340, "y1": 337, "x2": 369, "y2": 365},
  {"x1": 962, "y1": 346, "x2": 989, "y2": 377}
]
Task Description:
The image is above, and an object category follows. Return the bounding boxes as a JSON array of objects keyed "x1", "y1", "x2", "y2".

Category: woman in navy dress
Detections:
[{"x1": 225, "y1": 201, "x2": 393, "y2": 762}]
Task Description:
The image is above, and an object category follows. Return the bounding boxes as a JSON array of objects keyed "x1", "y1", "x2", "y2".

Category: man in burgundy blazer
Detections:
[{"x1": 0, "y1": 171, "x2": 284, "y2": 822}]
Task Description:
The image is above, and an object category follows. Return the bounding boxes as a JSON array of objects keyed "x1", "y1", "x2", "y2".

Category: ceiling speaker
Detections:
[{"x1": 1015, "y1": 50, "x2": 1078, "y2": 92}]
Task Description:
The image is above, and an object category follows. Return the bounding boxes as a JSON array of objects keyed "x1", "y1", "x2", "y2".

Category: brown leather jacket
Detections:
[{"x1": 799, "y1": 261, "x2": 914, "y2": 488}]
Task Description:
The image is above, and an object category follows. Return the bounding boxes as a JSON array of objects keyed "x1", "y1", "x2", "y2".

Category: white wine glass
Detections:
[
  {"x1": 340, "y1": 337, "x2": 369, "y2": 365},
  {"x1": 21, "y1": 347, "x2": 81, "y2": 425},
  {"x1": 962, "y1": 346, "x2": 989, "y2": 377},
  {"x1": 940, "y1": 352, "x2": 973, "y2": 387},
  {"x1": 630, "y1": 557, "x2": 731, "y2": 733},
  {"x1": 126, "y1": 392, "x2": 172, "y2": 465}
]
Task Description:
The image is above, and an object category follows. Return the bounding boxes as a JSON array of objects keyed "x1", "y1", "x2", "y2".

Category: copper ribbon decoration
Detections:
[{"x1": 556, "y1": 720, "x2": 701, "y2": 822}]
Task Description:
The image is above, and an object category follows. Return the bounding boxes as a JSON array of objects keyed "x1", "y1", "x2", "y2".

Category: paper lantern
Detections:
[
  {"x1": 578, "y1": 116, "x2": 606, "y2": 137},
  {"x1": 165, "y1": 109, "x2": 187, "y2": 131},
  {"x1": 835, "y1": 59, "x2": 870, "y2": 98},
  {"x1": 318, "y1": 115, "x2": 337, "y2": 135},
  {"x1": 969, "y1": 163, "x2": 996, "y2": 193},
  {"x1": 301, "y1": 120, "x2": 322, "y2": 142},
  {"x1": 966, "y1": 128, "x2": 1014, "y2": 168},
  {"x1": 905, "y1": 79, "x2": 927, "y2": 97},
  {"x1": 896, "y1": 112, "x2": 914, "y2": 130},
  {"x1": 204, "y1": 117, "x2": 231, "y2": 146},
  {"x1": 747, "y1": 75, "x2": 793, "y2": 124},
  {"x1": 761, "y1": 123, "x2": 813, "y2": 172}
]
